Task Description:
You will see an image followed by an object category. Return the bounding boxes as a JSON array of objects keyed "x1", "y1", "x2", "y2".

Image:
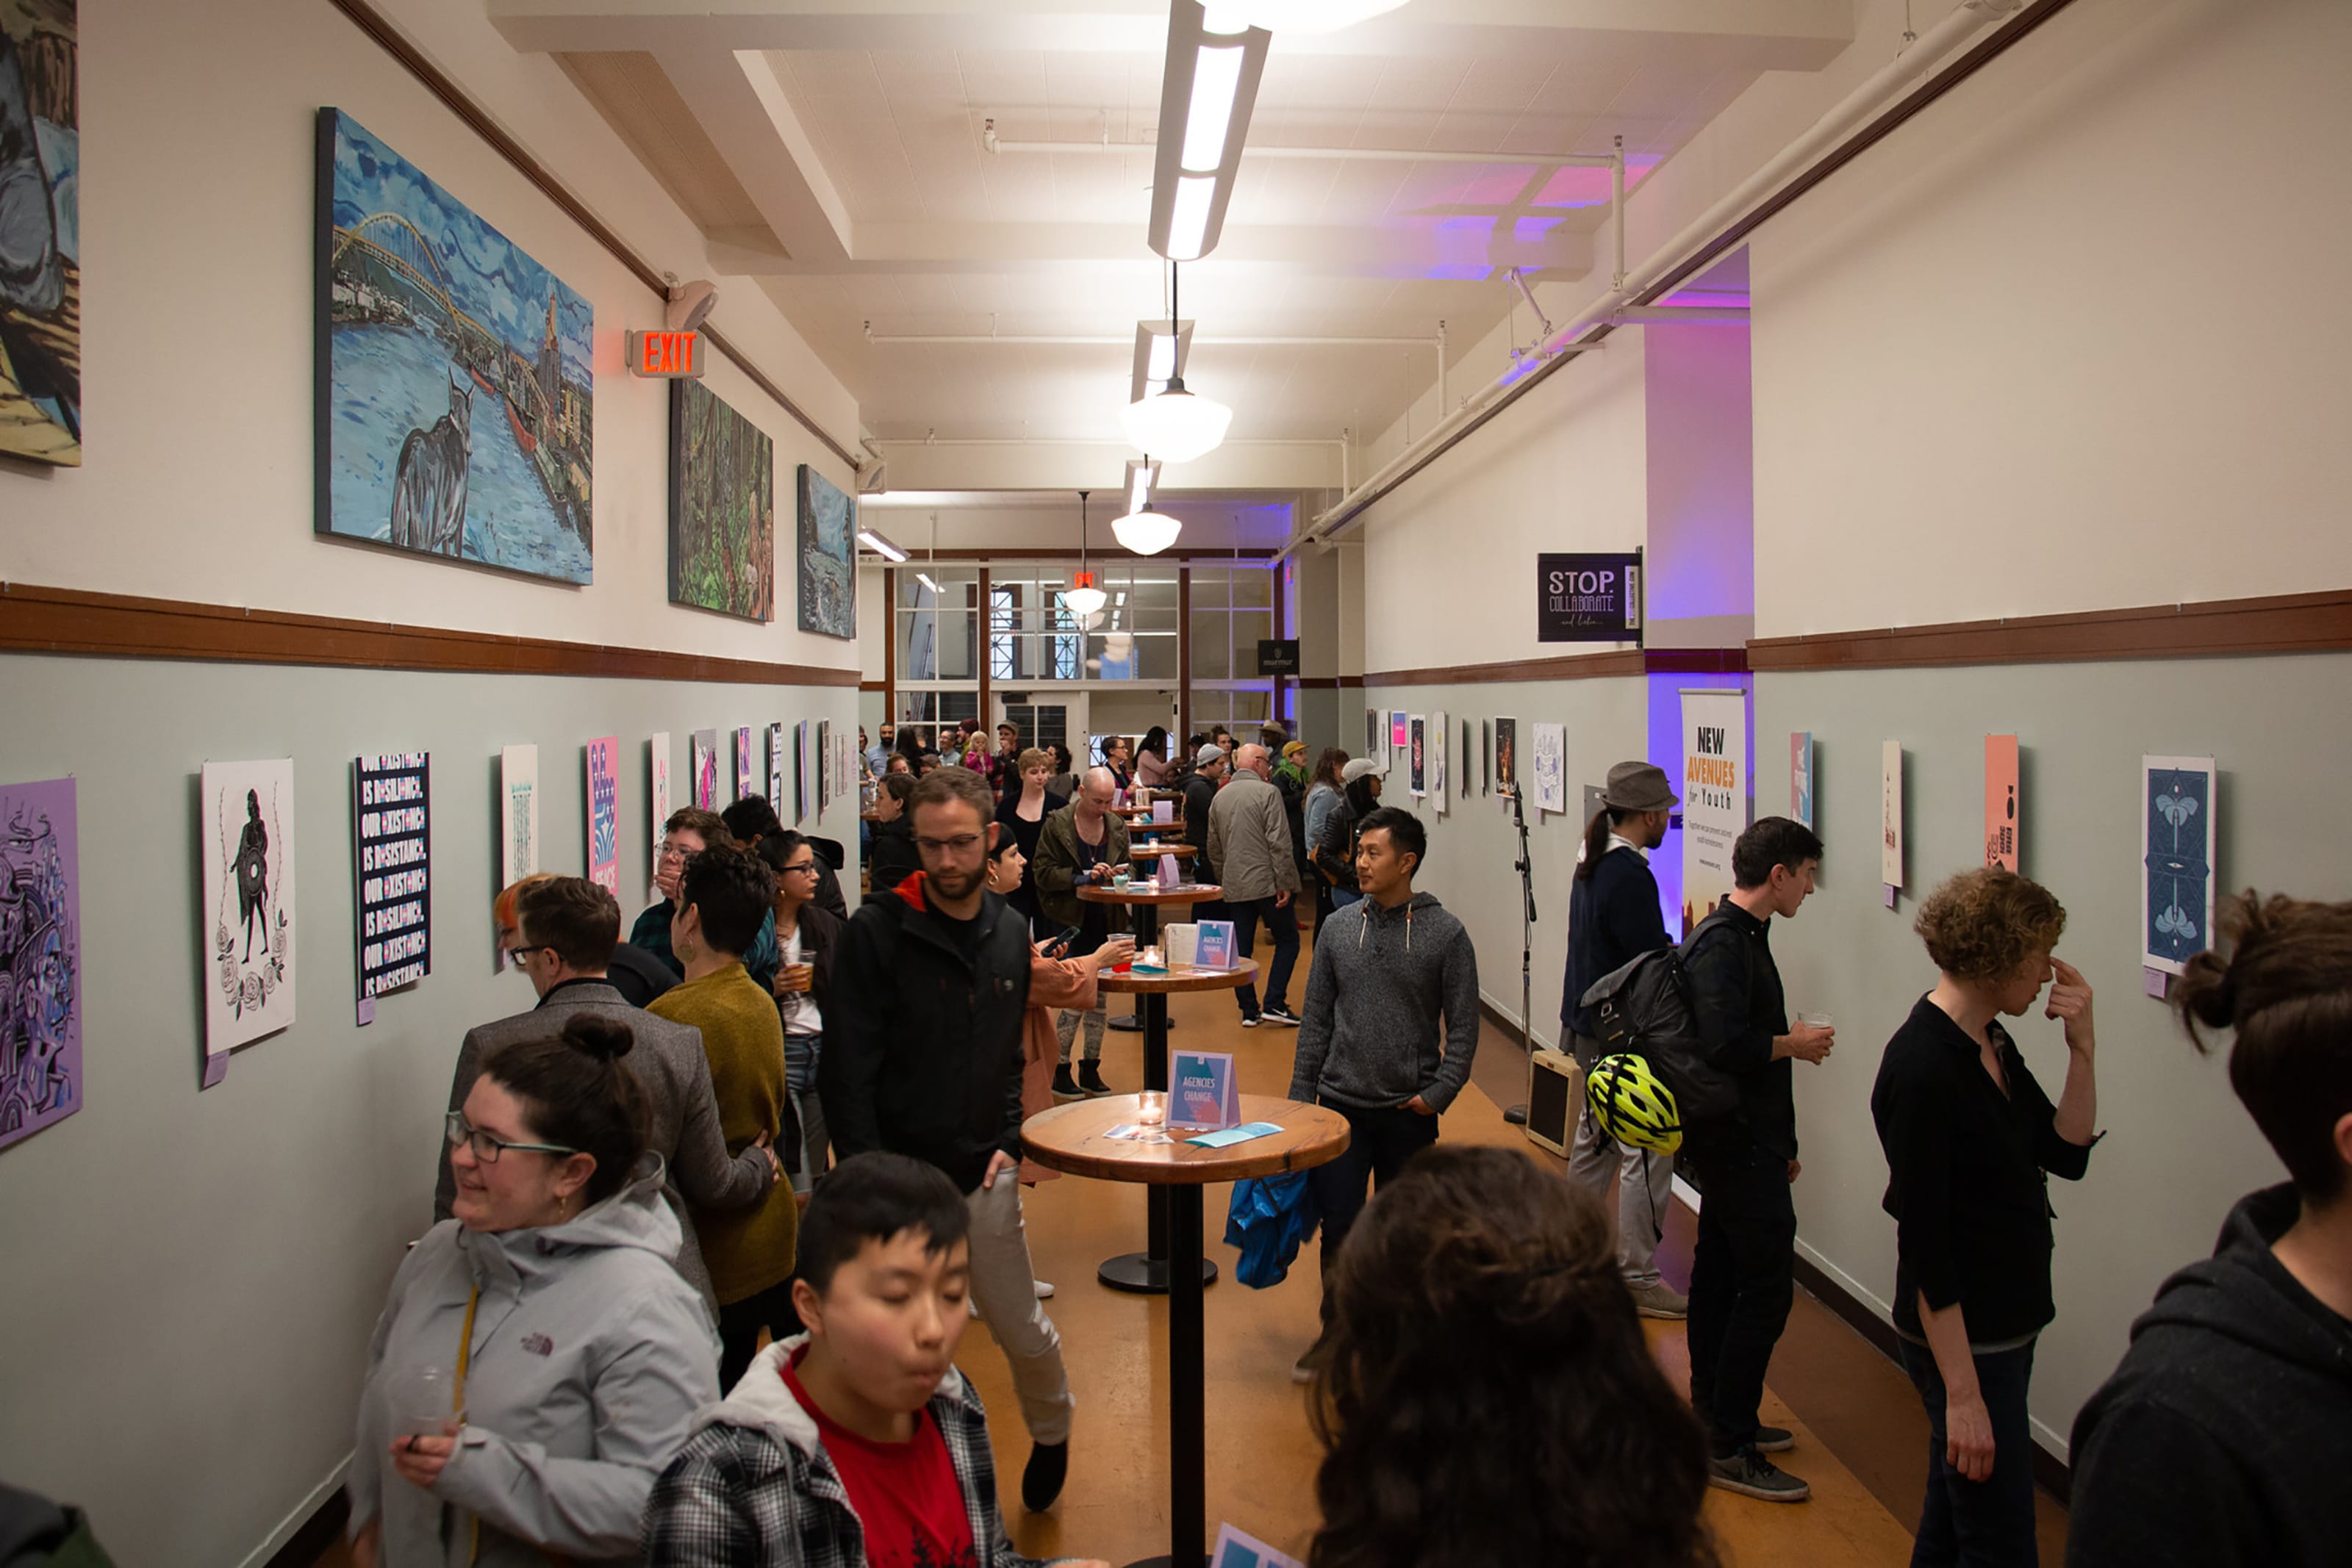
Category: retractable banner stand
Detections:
[{"x1": 1679, "y1": 691, "x2": 1746, "y2": 938}]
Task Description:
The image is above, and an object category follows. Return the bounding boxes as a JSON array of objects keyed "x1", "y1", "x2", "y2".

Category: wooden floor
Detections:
[{"x1": 319, "y1": 917, "x2": 2071, "y2": 1566}]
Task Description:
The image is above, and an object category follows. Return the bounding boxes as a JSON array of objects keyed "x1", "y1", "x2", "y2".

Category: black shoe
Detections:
[
  {"x1": 1022, "y1": 1440, "x2": 1069, "y2": 1512},
  {"x1": 1260, "y1": 1001, "x2": 1302, "y2": 1026},
  {"x1": 1052, "y1": 1067, "x2": 1083, "y2": 1101},
  {"x1": 1707, "y1": 1447, "x2": 1810, "y2": 1502},
  {"x1": 1077, "y1": 1062, "x2": 1114, "y2": 1096},
  {"x1": 1753, "y1": 1425, "x2": 1795, "y2": 1454}
]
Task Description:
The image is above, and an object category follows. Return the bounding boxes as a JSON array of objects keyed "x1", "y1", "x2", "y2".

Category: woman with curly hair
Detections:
[
  {"x1": 1308, "y1": 1145, "x2": 1717, "y2": 1568},
  {"x1": 1871, "y1": 867, "x2": 2101, "y2": 1567}
]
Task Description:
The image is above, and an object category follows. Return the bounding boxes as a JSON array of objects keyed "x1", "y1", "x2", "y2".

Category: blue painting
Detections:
[
  {"x1": 316, "y1": 109, "x2": 593, "y2": 583},
  {"x1": 0, "y1": 0, "x2": 78, "y2": 465},
  {"x1": 797, "y1": 464, "x2": 856, "y2": 639},
  {"x1": 2142, "y1": 755, "x2": 2215, "y2": 975}
]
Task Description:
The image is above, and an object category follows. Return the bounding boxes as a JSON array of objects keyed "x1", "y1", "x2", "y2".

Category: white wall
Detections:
[
  {"x1": 1751, "y1": 0, "x2": 2352, "y2": 636},
  {"x1": 0, "y1": 0, "x2": 859, "y2": 664}
]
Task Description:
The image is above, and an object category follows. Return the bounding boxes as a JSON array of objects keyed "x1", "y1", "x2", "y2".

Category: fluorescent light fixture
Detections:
[
  {"x1": 1124, "y1": 456, "x2": 1161, "y2": 517},
  {"x1": 1227, "y1": 0, "x2": 1411, "y2": 32},
  {"x1": 1115, "y1": 590, "x2": 1129, "y2": 606},
  {"x1": 1148, "y1": 1, "x2": 1269, "y2": 262},
  {"x1": 856, "y1": 528, "x2": 908, "y2": 561},
  {"x1": 1131, "y1": 323, "x2": 1192, "y2": 403},
  {"x1": 916, "y1": 572, "x2": 942, "y2": 594}
]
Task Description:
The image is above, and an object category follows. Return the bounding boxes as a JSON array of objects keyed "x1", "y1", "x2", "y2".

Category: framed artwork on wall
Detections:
[
  {"x1": 585, "y1": 737, "x2": 620, "y2": 896},
  {"x1": 0, "y1": 1, "x2": 79, "y2": 466},
  {"x1": 202, "y1": 759, "x2": 296, "y2": 1053},
  {"x1": 648, "y1": 732, "x2": 671, "y2": 882},
  {"x1": 2142, "y1": 755, "x2": 2217, "y2": 977},
  {"x1": 315, "y1": 109, "x2": 592, "y2": 582},
  {"x1": 1408, "y1": 716, "x2": 1426, "y2": 796},
  {"x1": 0, "y1": 776, "x2": 79, "y2": 1150},
  {"x1": 1494, "y1": 717, "x2": 1518, "y2": 801},
  {"x1": 797, "y1": 464, "x2": 856, "y2": 639},
  {"x1": 354, "y1": 752, "x2": 431, "y2": 1001},
  {"x1": 668, "y1": 378, "x2": 774, "y2": 620},
  {"x1": 499, "y1": 744, "x2": 538, "y2": 886}
]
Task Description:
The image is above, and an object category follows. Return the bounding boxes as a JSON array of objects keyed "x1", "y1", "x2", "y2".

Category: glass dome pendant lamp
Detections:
[
  {"x1": 1066, "y1": 490, "x2": 1108, "y2": 618},
  {"x1": 1119, "y1": 261, "x2": 1232, "y2": 464}
]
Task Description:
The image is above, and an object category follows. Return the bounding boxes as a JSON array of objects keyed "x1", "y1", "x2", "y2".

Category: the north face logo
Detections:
[{"x1": 520, "y1": 1333, "x2": 554, "y2": 1356}]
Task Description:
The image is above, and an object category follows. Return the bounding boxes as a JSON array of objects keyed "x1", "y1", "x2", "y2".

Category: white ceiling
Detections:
[{"x1": 503, "y1": 0, "x2": 1848, "y2": 456}]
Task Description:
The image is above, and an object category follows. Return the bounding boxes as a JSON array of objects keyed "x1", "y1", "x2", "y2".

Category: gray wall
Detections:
[
  {"x1": 1757, "y1": 654, "x2": 2334, "y2": 1456},
  {"x1": 0, "y1": 654, "x2": 858, "y2": 1566}
]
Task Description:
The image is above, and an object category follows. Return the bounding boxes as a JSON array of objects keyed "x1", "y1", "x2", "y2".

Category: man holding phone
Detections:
[{"x1": 1032, "y1": 767, "x2": 1132, "y2": 1098}]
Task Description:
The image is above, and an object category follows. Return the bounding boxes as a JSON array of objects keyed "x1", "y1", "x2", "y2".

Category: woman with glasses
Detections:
[
  {"x1": 755, "y1": 830, "x2": 841, "y2": 1192},
  {"x1": 348, "y1": 1015, "x2": 717, "y2": 1568},
  {"x1": 647, "y1": 844, "x2": 800, "y2": 1389}
]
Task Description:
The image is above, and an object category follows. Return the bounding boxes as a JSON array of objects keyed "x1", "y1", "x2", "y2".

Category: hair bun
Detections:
[
  {"x1": 2176, "y1": 949, "x2": 2237, "y2": 1030},
  {"x1": 561, "y1": 1013, "x2": 636, "y2": 1063}
]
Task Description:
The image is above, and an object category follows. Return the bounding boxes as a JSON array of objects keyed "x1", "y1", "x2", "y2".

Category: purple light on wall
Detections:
[{"x1": 1645, "y1": 671, "x2": 1754, "y2": 938}]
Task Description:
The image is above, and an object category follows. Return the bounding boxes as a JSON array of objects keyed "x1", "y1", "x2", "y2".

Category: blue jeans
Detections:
[
  {"x1": 1897, "y1": 1336, "x2": 2039, "y2": 1567},
  {"x1": 1330, "y1": 887, "x2": 1361, "y2": 910},
  {"x1": 1229, "y1": 894, "x2": 1299, "y2": 1016}
]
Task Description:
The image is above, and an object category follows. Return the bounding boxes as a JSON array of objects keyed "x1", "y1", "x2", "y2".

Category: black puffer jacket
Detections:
[
  {"x1": 821, "y1": 873, "x2": 1032, "y2": 1194},
  {"x1": 867, "y1": 815, "x2": 921, "y2": 892}
]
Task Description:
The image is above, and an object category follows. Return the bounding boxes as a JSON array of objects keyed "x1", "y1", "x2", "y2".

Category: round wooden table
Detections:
[
  {"x1": 1081, "y1": 882, "x2": 1227, "y2": 1040},
  {"x1": 1125, "y1": 842, "x2": 1196, "y2": 860},
  {"x1": 1025, "y1": 1094, "x2": 1349, "y2": 1568},
  {"x1": 1083, "y1": 957, "x2": 1257, "y2": 1293}
]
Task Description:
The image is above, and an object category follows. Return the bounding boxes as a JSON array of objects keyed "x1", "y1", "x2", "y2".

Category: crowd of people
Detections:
[{"x1": 336, "y1": 720, "x2": 2352, "y2": 1568}]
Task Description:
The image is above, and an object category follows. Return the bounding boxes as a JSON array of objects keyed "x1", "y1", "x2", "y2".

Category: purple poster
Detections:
[
  {"x1": 586, "y1": 737, "x2": 620, "y2": 896},
  {"x1": 1, "y1": 778, "x2": 81, "y2": 1151}
]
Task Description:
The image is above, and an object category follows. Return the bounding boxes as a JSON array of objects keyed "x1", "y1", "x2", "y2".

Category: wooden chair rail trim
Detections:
[
  {"x1": 1746, "y1": 589, "x2": 2352, "y2": 672},
  {"x1": 0, "y1": 582, "x2": 861, "y2": 687},
  {"x1": 1364, "y1": 647, "x2": 1747, "y2": 688}
]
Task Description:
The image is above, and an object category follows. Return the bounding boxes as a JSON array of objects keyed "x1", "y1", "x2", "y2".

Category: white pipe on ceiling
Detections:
[
  {"x1": 861, "y1": 331, "x2": 1441, "y2": 348},
  {"x1": 1282, "y1": 0, "x2": 2025, "y2": 559},
  {"x1": 1610, "y1": 306, "x2": 1752, "y2": 323}
]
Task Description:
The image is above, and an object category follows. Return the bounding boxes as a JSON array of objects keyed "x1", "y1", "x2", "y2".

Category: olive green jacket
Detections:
[{"x1": 1031, "y1": 802, "x2": 1133, "y2": 934}]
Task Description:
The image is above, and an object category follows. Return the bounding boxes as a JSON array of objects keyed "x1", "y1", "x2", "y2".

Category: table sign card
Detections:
[
  {"x1": 1158, "y1": 852, "x2": 1181, "y2": 889},
  {"x1": 1195, "y1": 918, "x2": 1236, "y2": 968},
  {"x1": 1213, "y1": 1524, "x2": 1305, "y2": 1568},
  {"x1": 1154, "y1": 799, "x2": 1175, "y2": 824},
  {"x1": 1170, "y1": 1049, "x2": 1240, "y2": 1130}
]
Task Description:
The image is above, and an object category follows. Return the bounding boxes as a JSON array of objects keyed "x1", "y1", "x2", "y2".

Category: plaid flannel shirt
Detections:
[{"x1": 642, "y1": 1337, "x2": 1060, "y2": 1568}]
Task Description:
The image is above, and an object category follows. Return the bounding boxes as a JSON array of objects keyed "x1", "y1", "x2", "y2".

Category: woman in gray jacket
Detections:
[{"x1": 350, "y1": 1015, "x2": 720, "y2": 1567}]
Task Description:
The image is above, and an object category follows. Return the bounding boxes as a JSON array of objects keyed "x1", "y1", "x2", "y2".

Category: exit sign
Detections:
[{"x1": 627, "y1": 329, "x2": 703, "y2": 378}]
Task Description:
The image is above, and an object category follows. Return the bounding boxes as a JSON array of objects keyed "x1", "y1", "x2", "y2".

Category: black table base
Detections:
[
  {"x1": 1097, "y1": 1251, "x2": 1218, "y2": 1293},
  {"x1": 1094, "y1": 989, "x2": 1216, "y2": 1298}
]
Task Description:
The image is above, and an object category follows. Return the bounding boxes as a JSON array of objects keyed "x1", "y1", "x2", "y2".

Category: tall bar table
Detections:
[
  {"x1": 1022, "y1": 1094, "x2": 1349, "y2": 1568},
  {"x1": 1103, "y1": 855, "x2": 1208, "y2": 1035}
]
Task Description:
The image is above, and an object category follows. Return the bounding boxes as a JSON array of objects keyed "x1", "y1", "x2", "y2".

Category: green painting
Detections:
[{"x1": 668, "y1": 378, "x2": 773, "y2": 620}]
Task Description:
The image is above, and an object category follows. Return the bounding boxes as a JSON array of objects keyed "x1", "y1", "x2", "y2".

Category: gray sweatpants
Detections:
[
  {"x1": 964, "y1": 1170, "x2": 1075, "y2": 1444},
  {"x1": 1567, "y1": 1031, "x2": 1674, "y2": 1290}
]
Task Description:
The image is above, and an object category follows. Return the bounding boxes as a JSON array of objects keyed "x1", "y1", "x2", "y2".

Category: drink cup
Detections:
[
  {"x1": 393, "y1": 1363, "x2": 461, "y2": 1439},
  {"x1": 1797, "y1": 1010, "x2": 1834, "y2": 1037}
]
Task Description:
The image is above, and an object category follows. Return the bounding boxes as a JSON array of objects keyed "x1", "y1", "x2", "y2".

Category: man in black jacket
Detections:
[
  {"x1": 1561, "y1": 760, "x2": 1685, "y2": 1320},
  {"x1": 1682, "y1": 816, "x2": 1832, "y2": 1503},
  {"x1": 1183, "y1": 741, "x2": 1226, "y2": 886},
  {"x1": 822, "y1": 766, "x2": 1075, "y2": 1513}
]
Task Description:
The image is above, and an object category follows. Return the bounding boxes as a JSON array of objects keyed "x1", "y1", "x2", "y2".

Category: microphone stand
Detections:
[{"x1": 1502, "y1": 781, "x2": 1538, "y2": 1126}]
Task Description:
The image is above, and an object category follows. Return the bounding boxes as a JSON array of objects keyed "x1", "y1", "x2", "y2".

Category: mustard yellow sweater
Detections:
[{"x1": 650, "y1": 963, "x2": 797, "y2": 1303}]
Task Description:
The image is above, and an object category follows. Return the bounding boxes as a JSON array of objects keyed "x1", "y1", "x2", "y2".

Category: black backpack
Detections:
[{"x1": 1576, "y1": 907, "x2": 1751, "y2": 1126}]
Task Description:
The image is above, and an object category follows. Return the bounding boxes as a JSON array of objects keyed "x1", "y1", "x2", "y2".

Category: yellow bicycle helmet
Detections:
[{"x1": 1585, "y1": 1054, "x2": 1683, "y2": 1154}]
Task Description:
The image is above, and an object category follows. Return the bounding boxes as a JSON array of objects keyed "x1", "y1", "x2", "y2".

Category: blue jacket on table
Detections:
[{"x1": 1562, "y1": 844, "x2": 1671, "y2": 1043}]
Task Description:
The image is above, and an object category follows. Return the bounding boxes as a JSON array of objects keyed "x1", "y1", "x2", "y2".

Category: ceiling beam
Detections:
[
  {"x1": 713, "y1": 221, "x2": 1593, "y2": 278},
  {"x1": 653, "y1": 48, "x2": 852, "y2": 264},
  {"x1": 492, "y1": 0, "x2": 1851, "y2": 67}
]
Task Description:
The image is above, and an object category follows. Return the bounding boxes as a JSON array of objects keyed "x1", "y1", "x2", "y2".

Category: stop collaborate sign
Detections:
[{"x1": 1535, "y1": 551, "x2": 1643, "y2": 643}]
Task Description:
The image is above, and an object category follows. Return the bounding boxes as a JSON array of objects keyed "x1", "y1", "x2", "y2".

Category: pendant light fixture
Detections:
[
  {"x1": 1120, "y1": 262, "x2": 1232, "y2": 463},
  {"x1": 1066, "y1": 491, "x2": 1108, "y2": 617},
  {"x1": 1112, "y1": 455, "x2": 1183, "y2": 555}
]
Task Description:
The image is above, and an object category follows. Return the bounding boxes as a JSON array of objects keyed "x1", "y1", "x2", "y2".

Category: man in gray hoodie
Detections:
[{"x1": 1286, "y1": 805, "x2": 1480, "y2": 1382}]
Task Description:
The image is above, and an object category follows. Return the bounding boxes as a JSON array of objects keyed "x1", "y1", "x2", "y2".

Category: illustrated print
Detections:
[
  {"x1": 0, "y1": 777, "x2": 79, "y2": 1151},
  {"x1": 691, "y1": 730, "x2": 718, "y2": 810},
  {"x1": 585, "y1": 738, "x2": 620, "y2": 896},
  {"x1": 202, "y1": 760, "x2": 296, "y2": 1052},
  {"x1": 2143, "y1": 756, "x2": 2216, "y2": 974}
]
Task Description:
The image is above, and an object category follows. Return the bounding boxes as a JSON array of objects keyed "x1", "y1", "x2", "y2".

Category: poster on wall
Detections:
[
  {"x1": 817, "y1": 720, "x2": 833, "y2": 813},
  {"x1": 1535, "y1": 552, "x2": 1643, "y2": 643},
  {"x1": 1494, "y1": 717, "x2": 1518, "y2": 803},
  {"x1": 1366, "y1": 708, "x2": 1382, "y2": 766},
  {"x1": 1481, "y1": 719, "x2": 1491, "y2": 796},
  {"x1": 2143, "y1": 755, "x2": 2217, "y2": 977},
  {"x1": 1390, "y1": 712, "x2": 1408, "y2": 748},
  {"x1": 1679, "y1": 692, "x2": 1746, "y2": 935},
  {"x1": 584, "y1": 736, "x2": 620, "y2": 896},
  {"x1": 203, "y1": 760, "x2": 296, "y2": 1053},
  {"x1": 0, "y1": 777, "x2": 79, "y2": 1151},
  {"x1": 1430, "y1": 710, "x2": 1448, "y2": 812},
  {"x1": 315, "y1": 109, "x2": 592, "y2": 583},
  {"x1": 669, "y1": 378, "x2": 774, "y2": 620},
  {"x1": 690, "y1": 730, "x2": 718, "y2": 810},
  {"x1": 1882, "y1": 741, "x2": 1906, "y2": 894},
  {"x1": 1463, "y1": 718, "x2": 1474, "y2": 799},
  {"x1": 1408, "y1": 716, "x2": 1426, "y2": 797},
  {"x1": 0, "y1": 1, "x2": 78, "y2": 467},
  {"x1": 499, "y1": 744, "x2": 538, "y2": 887},
  {"x1": 1531, "y1": 722, "x2": 1567, "y2": 817},
  {"x1": 1984, "y1": 735, "x2": 2020, "y2": 872},
  {"x1": 798, "y1": 720, "x2": 819, "y2": 821},
  {"x1": 734, "y1": 724, "x2": 757, "y2": 805},
  {"x1": 649, "y1": 732, "x2": 671, "y2": 880},
  {"x1": 797, "y1": 465, "x2": 857, "y2": 639},
  {"x1": 767, "y1": 723, "x2": 786, "y2": 815},
  {"x1": 354, "y1": 752, "x2": 430, "y2": 1001},
  {"x1": 1791, "y1": 732, "x2": 1815, "y2": 830}
]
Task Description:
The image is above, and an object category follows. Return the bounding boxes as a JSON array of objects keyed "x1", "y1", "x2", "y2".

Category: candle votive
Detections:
[{"x1": 1136, "y1": 1090, "x2": 1167, "y2": 1126}]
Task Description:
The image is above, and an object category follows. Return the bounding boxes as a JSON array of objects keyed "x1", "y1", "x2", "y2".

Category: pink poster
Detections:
[
  {"x1": 1984, "y1": 734, "x2": 2019, "y2": 871},
  {"x1": 586, "y1": 737, "x2": 620, "y2": 895}
]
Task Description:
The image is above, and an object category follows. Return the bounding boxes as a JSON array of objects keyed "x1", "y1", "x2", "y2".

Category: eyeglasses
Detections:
[
  {"x1": 782, "y1": 860, "x2": 819, "y2": 876},
  {"x1": 445, "y1": 1110, "x2": 577, "y2": 1165},
  {"x1": 503, "y1": 943, "x2": 553, "y2": 964},
  {"x1": 914, "y1": 832, "x2": 985, "y2": 857}
]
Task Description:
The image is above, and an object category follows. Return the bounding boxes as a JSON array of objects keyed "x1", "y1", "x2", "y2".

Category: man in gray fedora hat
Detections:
[{"x1": 1561, "y1": 759, "x2": 1686, "y2": 1320}]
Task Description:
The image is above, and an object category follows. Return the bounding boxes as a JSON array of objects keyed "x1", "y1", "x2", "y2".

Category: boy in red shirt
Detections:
[{"x1": 645, "y1": 1152, "x2": 1107, "y2": 1568}]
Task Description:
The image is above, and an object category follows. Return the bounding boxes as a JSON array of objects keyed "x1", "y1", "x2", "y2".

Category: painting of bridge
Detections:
[{"x1": 315, "y1": 108, "x2": 593, "y2": 583}]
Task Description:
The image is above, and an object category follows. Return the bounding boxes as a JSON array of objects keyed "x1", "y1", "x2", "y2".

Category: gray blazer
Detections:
[{"x1": 433, "y1": 979, "x2": 773, "y2": 1311}]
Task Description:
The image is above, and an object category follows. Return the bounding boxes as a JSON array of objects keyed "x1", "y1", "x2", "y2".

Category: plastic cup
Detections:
[
  {"x1": 392, "y1": 1363, "x2": 461, "y2": 1438},
  {"x1": 1797, "y1": 1011, "x2": 1834, "y2": 1032}
]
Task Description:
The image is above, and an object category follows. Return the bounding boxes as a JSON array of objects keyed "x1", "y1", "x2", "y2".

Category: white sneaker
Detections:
[{"x1": 1033, "y1": 1279, "x2": 1055, "y2": 1300}]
